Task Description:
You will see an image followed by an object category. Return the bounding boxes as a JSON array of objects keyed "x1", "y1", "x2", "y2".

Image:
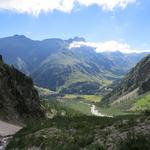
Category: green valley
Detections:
[{"x1": 1, "y1": 1, "x2": 150, "y2": 149}]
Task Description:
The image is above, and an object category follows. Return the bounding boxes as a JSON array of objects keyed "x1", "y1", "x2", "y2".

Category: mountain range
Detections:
[
  {"x1": 0, "y1": 35, "x2": 150, "y2": 150},
  {"x1": 0, "y1": 35, "x2": 148, "y2": 94}
]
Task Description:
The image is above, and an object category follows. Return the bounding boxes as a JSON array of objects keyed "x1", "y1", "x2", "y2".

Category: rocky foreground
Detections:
[{"x1": 0, "y1": 120, "x2": 22, "y2": 150}]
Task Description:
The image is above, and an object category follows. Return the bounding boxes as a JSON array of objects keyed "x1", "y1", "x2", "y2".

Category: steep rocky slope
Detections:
[
  {"x1": 0, "y1": 55, "x2": 44, "y2": 123},
  {"x1": 101, "y1": 54, "x2": 150, "y2": 106}
]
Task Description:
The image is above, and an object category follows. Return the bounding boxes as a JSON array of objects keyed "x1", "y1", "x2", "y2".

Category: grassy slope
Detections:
[
  {"x1": 97, "y1": 92, "x2": 150, "y2": 116},
  {"x1": 131, "y1": 92, "x2": 150, "y2": 111},
  {"x1": 41, "y1": 100, "x2": 82, "y2": 118},
  {"x1": 65, "y1": 70, "x2": 112, "y2": 86},
  {"x1": 35, "y1": 86, "x2": 56, "y2": 96},
  {"x1": 63, "y1": 94, "x2": 102, "y2": 103},
  {"x1": 62, "y1": 101, "x2": 91, "y2": 115}
]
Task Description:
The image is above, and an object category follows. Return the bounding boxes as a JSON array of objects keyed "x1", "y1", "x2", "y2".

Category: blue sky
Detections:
[{"x1": 0, "y1": 0, "x2": 150, "y2": 52}]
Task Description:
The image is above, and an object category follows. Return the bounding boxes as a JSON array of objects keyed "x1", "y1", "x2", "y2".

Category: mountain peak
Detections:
[
  {"x1": 7, "y1": 35, "x2": 34, "y2": 43},
  {"x1": 67, "y1": 36, "x2": 86, "y2": 43},
  {"x1": 13, "y1": 34, "x2": 27, "y2": 39},
  {"x1": 73, "y1": 36, "x2": 85, "y2": 42}
]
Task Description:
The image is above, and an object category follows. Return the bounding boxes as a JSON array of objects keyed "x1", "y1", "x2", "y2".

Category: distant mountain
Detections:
[
  {"x1": 102, "y1": 51, "x2": 147, "y2": 71},
  {"x1": 0, "y1": 55, "x2": 44, "y2": 123},
  {"x1": 66, "y1": 36, "x2": 86, "y2": 43},
  {"x1": 0, "y1": 35, "x2": 148, "y2": 94},
  {"x1": 101, "y1": 54, "x2": 150, "y2": 106},
  {"x1": 32, "y1": 46, "x2": 120, "y2": 92},
  {"x1": 0, "y1": 35, "x2": 67, "y2": 74}
]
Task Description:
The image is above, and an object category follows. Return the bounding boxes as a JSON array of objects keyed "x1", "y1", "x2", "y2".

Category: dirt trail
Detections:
[{"x1": 0, "y1": 120, "x2": 22, "y2": 150}]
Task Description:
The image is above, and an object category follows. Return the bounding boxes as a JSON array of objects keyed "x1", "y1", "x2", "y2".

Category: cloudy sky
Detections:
[{"x1": 0, "y1": 0, "x2": 150, "y2": 52}]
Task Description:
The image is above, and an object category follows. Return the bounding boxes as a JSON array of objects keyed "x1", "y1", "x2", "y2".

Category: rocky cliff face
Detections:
[
  {"x1": 101, "y1": 54, "x2": 150, "y2": 105},
  {"x1": 0, "y1": 55, "x2": 44, "y2": 123}
]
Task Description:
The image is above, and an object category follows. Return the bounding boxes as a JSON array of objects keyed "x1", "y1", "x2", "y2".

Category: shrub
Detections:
[{"x1": 118, "y1": 132, "x2": 150, "y2": 150}]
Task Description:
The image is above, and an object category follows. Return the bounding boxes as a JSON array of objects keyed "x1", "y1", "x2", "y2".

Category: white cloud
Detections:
[
  {"x1": 76, "y1": 0, "x2": 136, "y2": 11},
  {"x1": 69, "y1": 40, "x2": 150, "y2": 53},
  {"x1": 0, "y1": 0, "x2": 136, "y2": 16}
]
